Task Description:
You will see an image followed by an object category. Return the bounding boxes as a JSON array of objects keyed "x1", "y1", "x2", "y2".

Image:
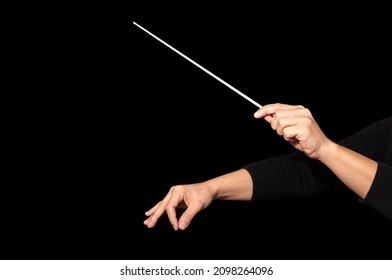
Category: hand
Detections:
[
  {"x1": 144, "y1": 183, "x2": 214, "y2": 231},
  {"x1": 254, "y1": 103, "x2": 332, "y2": 160}
]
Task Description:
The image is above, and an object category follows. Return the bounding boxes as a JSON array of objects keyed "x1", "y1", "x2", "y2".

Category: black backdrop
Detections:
[{"x1": 3, "y1": 4, "x2": 391, "y2": 260}]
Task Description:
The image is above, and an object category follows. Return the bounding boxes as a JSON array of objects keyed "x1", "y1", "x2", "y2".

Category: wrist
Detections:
[
  {"x1": 205, "y1": 179, "x2": 220, "y2": 200},
  {"x1": 318, "y1": 139, "x2": 339, "y2": 165}
]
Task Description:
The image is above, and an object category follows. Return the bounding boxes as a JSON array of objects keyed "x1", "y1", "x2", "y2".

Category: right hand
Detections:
[
  {"x1": 254, "y1": 103, "x2": 332, "y2": 160},
  {"x1": 144, "y1": 183, "x2": 214, "y2": 231}
]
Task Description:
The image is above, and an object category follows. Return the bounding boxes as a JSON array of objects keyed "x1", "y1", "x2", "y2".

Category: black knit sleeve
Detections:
[
  {"x1": 245, "y1": 151, "x2": 339, "y2": 202},
  {"x1": 362, "y1": 163, "x2": 392, "y2": 219},
  {"x1": 244, "y1": 116, "x2": 392, "y2": 219},
  {"x1": 339, "y1": 116, "x2": 392, "y2": 220}
]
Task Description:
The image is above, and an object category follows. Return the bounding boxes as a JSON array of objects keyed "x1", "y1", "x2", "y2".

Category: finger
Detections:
[
  {"x1": 143, "y1": 201, "x2": 162, "y2": 227},
  {"x1": 145, "y1": 201, "x2": 161, "y2": 216},
  {"x1": 282, "y1": 128, "x2": 297, "y2": 141},
  {"x1": 254, "y1": 103, "x2": 304, "y2": 120},
  {"x1": 274, "y1": 116, "x2": 302, "y2": 136},
  {"x1": 144, "y1": 189, "x2": 175, "y2": 229},
  {"x1": 282, "y1": 121, "x2": 311, "y2": 141},
  {"x1": 253, "y1": 103, "x2": 281, "y2": 119},
  {"x1": 165, "y1": 192, "x2": 186, "y2": 231},
  {"x1": 143, "y1": 215, "x2": 153, "y2": 226},
  {"x1": 144, "y1": 214, "x2": 159, "y2": 229},
  {"x1": 178, "y1": 202, "x2": 204, "y2": 230},
  {"x1": 263, "y1": 114, "x2": 274, "y2": 123},
  {"x1": 271, "y1": 108, "x2": 310, "y2": 131}
]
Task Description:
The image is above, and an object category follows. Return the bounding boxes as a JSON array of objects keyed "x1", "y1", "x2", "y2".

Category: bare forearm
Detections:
[
  {"x1": 320, "y1": 141, "x2": 378, "y2": 199},
  {"x1": 206, "y1": 169, "x2": 253, "y2": 201}
]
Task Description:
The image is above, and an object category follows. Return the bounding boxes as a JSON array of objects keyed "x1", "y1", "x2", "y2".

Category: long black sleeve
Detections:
[{"x1": 244, "y1": 116, "x2": 392, "y2": 219}]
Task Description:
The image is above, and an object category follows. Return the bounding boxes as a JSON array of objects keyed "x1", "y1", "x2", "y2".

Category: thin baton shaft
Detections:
[{"x1": 133, "y1": 22, "x2": 262, "y2": 108}]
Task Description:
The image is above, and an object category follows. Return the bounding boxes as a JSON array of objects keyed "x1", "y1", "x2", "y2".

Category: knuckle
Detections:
[
  {"x1": 193, "y1": 200, "x2": 203, "y2": 209},
  {"x1": 303, "y1": 108, "x2": 311, "y2": 116},
  {"x1": 165, "y1": 204, "x2": 174, "y2": 212},
  {"x1": 304, "y1": 116, "x2": 313, "y2": 124},
  {"x1": 170, "y1": 185, "x2": 183, "y2": 192}
]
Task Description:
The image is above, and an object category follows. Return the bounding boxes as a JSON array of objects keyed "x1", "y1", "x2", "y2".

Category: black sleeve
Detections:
[
  {"x1": 244, "y1": 151, "x2": 339, "y2": 202},
  {"x1": 244, "y1": 116, "x2": 392, "y2": 219},
  {"x1": 362, "y1": 162, "x2": 392, "y2": 219}
]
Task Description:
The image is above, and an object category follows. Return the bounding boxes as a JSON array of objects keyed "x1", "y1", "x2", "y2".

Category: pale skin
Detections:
[{"x1": 144, "y1": 103, "x2": 378, "y2": 231}]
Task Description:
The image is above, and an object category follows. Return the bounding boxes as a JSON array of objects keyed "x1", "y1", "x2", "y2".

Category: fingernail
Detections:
[
  {"x1": 254, "y1": 111, "x2": 261, "y2": 118},
  {"x1": 179, "y1": 222, "x2": 187, "y2": 230}
]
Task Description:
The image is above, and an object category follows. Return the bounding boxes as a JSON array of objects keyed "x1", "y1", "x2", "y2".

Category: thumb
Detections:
[{"x1": 178, "y1": 203, "x2": 203, "y2": 230}]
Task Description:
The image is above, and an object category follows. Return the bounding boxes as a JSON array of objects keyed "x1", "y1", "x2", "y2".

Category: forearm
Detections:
[
  {"x1": 206, "y1": 169, "x2": 253, "y2": 201},
  {"x1": 319, "y1": 141, "x2": 378, "y2": 199}
]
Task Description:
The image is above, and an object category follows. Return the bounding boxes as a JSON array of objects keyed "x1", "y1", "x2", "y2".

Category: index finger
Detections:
[
  {"x1": 165, "y1": 193, "x2": 186, "y2": 231},
  {"x1": 254, "y1": 104, "x2": 304, "y2": 121}
]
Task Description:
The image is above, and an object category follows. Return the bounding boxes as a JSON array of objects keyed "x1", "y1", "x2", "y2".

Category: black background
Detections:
[{"x1": 3, "y1": 4, "x2": 391, "y2": 260}]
